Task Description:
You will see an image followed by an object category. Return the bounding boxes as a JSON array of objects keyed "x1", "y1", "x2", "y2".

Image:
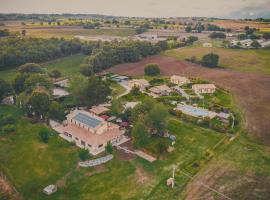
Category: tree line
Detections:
[
  {"x1": 0, "y1": 37, "x2": 98, "y2": 70},
  {"x1": 80, "y1": 40, "x2": 163, "y2": 75}
]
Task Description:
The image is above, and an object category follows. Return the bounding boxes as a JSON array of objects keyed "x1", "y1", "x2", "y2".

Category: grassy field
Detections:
[
  {"x1": 163, "y1": 46, "x2": 270, "y2": 75},
  {"x1": 0, "y1": 54, "x2": 87, "y2": 82},
  {"x1": 0, "y1": 106, "x2": 80, "y2": 200},
  {"x1": 1, "y1": 23, "x2": 136, "y2": 39},
  {"x1": 43, "y1": 54, "x2": 86, "y2": 77}
]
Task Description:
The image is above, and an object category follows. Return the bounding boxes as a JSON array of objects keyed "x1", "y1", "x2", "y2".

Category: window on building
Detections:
[{"x1": 98, "y1": 144, "x2": 103, "y2": 148}]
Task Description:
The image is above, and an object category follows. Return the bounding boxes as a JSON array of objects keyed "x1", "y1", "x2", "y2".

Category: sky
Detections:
[{"x1": 0, "y1": 0, "x2": 270, "y2": 18}]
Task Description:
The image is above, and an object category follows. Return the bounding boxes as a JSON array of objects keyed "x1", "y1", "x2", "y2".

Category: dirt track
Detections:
[{"x1": 108, "y1": 55, "x2": 270, "y2": 144}]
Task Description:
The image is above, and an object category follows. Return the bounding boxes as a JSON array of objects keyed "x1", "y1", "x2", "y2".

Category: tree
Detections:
[
  {"x1": 39, "y1": 128, "x2": 50, "y2": 143},
  {"x1": 263, "y1": 32, "x2": 270, "y2": 40},
  {"x1": 111, "y1": 99, "x2": 123, "y2": 116},
  {"x1": 144, "y1": 63, "x2": 160, "y2": 76},
  {"x1": 209, "y1": 32, "x2": 226, "y2": 39},
  {"x1": 69, "y1": 76, "x2": 111, "y2": 107},
  {"x1": 28, "y1": 88, "x2": 50, "y2": 120},
  {"x1": 0, "y1": 79, "x2": 11, "y2": 101},
  {"x1": 156, "y1": 140, "x2": 169, "y2": 155},
  {"x1": 49, "y1": 101, "x2": 65, "y2": 121},
  {"x1": 24, "y1": 74, "x2": 52, "y2": 93},
  {"x1": 49, "y1": 70, "x2": 61, "y2": 78},
  {"x1": 105, "y1": 141, "x2": 113, "y2": 154},
  {"x1": 18, "y1": 63, "x2": 43, "y2": 74},
  {"x1": 0, "y1": 29, "x2": 10, "y2": 37},
  {"x1": 238, "y1": 34, "x2": 247, "y2": 40},
  {"x1": 79, "y1": 64, "x2": 94, "y2": 76},
  {"x1": 78, "y1": 149, "x2": 90, "y2": 161},
  {"x1": 251, "y1": 40, "x2": 261, "y2": 49},
  {"x1": 130, "y1": 86, "x2": 141, "y2": 96},
  {"x1": 202, "y1": 53, "x2": 219, "y2": 68},
  {"x1": 185, "y1": 25, "x2": 192, "y2": 33},
  {"x1": 147, "y1": 104, "x2": 169, "y2": 134},
  {"x1": 185, "y1": 36, "x2": 198, "y2": 44},
  {"x1": 21, "y1": 29, "x2": 26, "y2": 36},
  {"x1": 13, "y1": 73, "x2": 28, "y2": 94},
  {"x1": 132, "y1": 121, "x2": 150, "y2": 148}
]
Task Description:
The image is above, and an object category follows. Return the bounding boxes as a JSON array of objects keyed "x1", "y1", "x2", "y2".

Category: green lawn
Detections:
[
  {"x1": 0, "y1": 54, "x2": 87, "y2": 82},
  {"x1": 163, "y1": 46, "x2": 270, "y2": 75},
  {"x1": 42, "y1": 54, "x2": 87, "y2": 77},
  {"x1": 0, "y1": 105, "x2": 80, "y2": 200}
]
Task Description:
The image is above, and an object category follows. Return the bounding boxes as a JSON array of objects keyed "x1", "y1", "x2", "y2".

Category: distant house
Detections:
[
  {"x1": 43, "y1": 185, "x2": 57, "y2": 195},
  {"x1": 89, "y1": 105, "x2": 109, "y2": 115},
  {"x1": 54, "y1": 110, "x2": 128, "y2": 155},
  {"x1": 1, "y1": 96, "x2": 14, "y2": 105},
  {"x1": 110, "y1": 75, "x2": 129, "y2": 82},
  {"x1": 258, "y1": 39, "x2": 270, "y2": 48},
  {"x1": 127, "y1": 79, "x2": 150, "y2": 91},
  {"x1": 54, "y1": 79, "x2": 69, "y2": 88},
  {"x1": 230, "y1": 39, "x2": 253, "y2": 48},
  {"x1": 124, "y1": 101, "x2": 140, "y2": 110},
  {"x1": 149, "y1": 85, "x2": 172, "y2": 96},
  {"x1": 240, "y1": 39, "x2": 253, "y2": 48},
  {"x1": 52, "y1": 88, "x2": 69, "y2": 99},
  {"x1": 170, "y1": 75, "x2": 190, "y2": 85},
  {"x1": 202, "y1": 43, "x2": 213, "y2": 47},
  {"x1": 192, "y1": 84, "x2": 216, "y2": 94}
]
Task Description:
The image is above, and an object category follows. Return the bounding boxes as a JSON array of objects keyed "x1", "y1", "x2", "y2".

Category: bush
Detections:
[
  {"x1": 1, "y1": 124, "x2": 16, "y2": 135},
  {"x1": 0, "y1": 115, "x2": 16, "y2": 126},
  {"x1": 38, "y1": 128, "x2": 50, "y2": 143},
  {"x1": 130, "y1": 86, "x2": 141, "y2": 96},
  {"x1": 202, "y1": 53, "x2": 219, "y2": 68},
  {"x1": 78, "y1": 149, "x2": 90, "y2": 161},
  {"x1": 49, "y1": 70, "x2": 61, "y2": 78},
  {"x1": 105, "y1": 141, "x2": 113, "y2": 154},
  {"x1": 144, "y1": 63, "x2": 160, "y2": 76}
]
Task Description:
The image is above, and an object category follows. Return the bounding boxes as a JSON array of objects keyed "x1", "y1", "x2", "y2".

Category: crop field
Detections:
[
  {"x1": 211, "y1": 19, "x2": 270, "y2": 30},
  {"x1": 0, "y1": 22, "x2": 136, "y2": 39},
  {"x1": 163, "y1": 46, "x2": 270, "y2": 75}
]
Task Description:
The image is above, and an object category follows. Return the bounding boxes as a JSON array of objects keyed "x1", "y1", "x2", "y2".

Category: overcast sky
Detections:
[{"x1": 1, "y1": 0, "x2": 270, "y2": 18}]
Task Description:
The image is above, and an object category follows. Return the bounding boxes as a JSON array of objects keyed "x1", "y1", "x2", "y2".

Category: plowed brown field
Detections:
[{"x1": 108, "y1": 55, "x2": 270, "y2": 144}]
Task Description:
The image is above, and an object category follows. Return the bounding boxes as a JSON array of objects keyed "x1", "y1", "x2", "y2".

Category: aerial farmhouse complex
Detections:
[{"x1": 55, "y1": 110, "x2": 128, "y2": 155}]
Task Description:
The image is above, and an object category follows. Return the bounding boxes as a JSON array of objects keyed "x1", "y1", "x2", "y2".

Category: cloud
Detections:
[{"x1": 0, "y1": 0, "x2": 269, "y2": 18}]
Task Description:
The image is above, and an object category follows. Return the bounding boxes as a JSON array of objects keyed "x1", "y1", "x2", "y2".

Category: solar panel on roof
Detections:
[{"x1": 73, "y1": 113, "x2": 102, "y2": 128}]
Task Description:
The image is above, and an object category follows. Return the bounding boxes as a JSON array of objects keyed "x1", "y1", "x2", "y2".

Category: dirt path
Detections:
[{"x1": 108, "y1": 55, "x2": 270, "y2": 145}]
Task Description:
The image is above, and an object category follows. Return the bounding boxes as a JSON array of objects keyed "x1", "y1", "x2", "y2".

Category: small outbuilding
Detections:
[{"x1": 43, "y1": 184, "x2": 57, "y2": 195}]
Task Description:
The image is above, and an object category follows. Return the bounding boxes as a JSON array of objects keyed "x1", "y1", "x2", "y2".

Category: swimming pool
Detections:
[{"x1": 176, "y1": 104, "x2": 217, "y2": 119}]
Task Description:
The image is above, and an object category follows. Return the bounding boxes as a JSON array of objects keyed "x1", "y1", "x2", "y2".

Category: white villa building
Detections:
[
  {"x1": 192, "y1": 84, "x2": 216, "y2": 94},
  {"x1": 54, "y1": 110, "x2": 128, "y2": 155},
  {"x1": 149, "y1": 85, "x2": 172, "y2": 97},
  {"x1": 170, "y1": 75, "x2": 190, "y2": 85},
  {"x1": 127, "y1": 79, "x2": 150, "y2": 91}
]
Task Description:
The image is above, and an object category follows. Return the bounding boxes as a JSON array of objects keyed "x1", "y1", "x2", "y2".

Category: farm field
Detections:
[
  {"x1": 108, "y1": 54, "x2": 270, "y2": 145},
  {"x1": 211, "y1": 19, "x2": 270, "y2": 30},
  {"x1": 0, "y1": 22, "x2": 136, "y2": 39},
  {"x1": 163, "y1": 46, "x2": 270, "y2": 75}
]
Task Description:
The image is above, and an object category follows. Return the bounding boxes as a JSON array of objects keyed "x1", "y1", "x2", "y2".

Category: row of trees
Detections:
[
  {"x1": 0, "y1": 37, "x2": 99, "y2": 70},
  {"x1": 80, "y1": 41, "x2": 164, "y2": 76}
]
